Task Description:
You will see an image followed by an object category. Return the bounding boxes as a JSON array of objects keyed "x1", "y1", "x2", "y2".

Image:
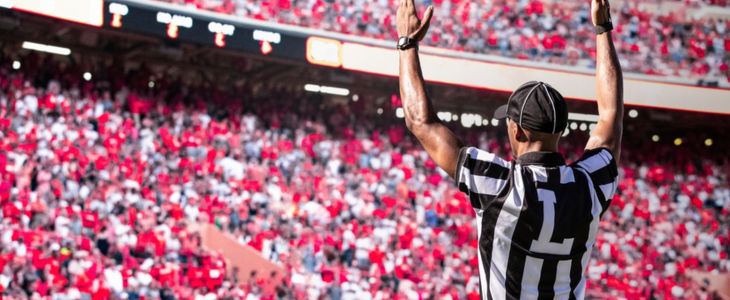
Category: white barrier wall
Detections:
[{"x1": 339, "y1": 43, "x2": 730, "y2": 115}]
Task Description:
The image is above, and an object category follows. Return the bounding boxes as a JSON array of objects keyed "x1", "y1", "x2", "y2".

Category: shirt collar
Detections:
[{"x1": 515, "y1": 151, "x2": 565, "y2": 166}]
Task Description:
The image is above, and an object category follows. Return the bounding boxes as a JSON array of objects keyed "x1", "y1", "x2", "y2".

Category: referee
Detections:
[{"x1": 397, "y1": 0, "x2": 623, "y2": 298}]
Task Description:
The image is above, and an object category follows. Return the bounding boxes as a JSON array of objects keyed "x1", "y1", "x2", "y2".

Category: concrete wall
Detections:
[
  {"x1": 687, "y1": 271, "x2": 730, "y2": 299},
  {"x1": 193, "y1": 223, "x2": 285, "y2": 294}
]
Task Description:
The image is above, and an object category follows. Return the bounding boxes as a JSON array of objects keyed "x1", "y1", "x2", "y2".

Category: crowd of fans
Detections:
[
  {"x1": 158, "y1": 0, "x2": 730, "y2": 85},
  {"x1": 0, "y1": 52, "x2": 728, "y2": 300}
]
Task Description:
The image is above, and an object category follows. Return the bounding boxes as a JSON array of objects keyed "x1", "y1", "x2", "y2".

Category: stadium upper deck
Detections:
[
  {"x1": 3, "y1": 0, "x2": 728, "y2": 115},
  {"x1": 155, "y1": 0, "x2": 730, "y2": 84}
]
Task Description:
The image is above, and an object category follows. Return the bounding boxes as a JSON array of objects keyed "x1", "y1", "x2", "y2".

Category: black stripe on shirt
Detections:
[
  {"x1": 586, "y1": 162, "x2": 617, "y2": 214},
  {"x1": 537, "y1": 259, "x2": 558, "y2": 300},
  {"x1": 478, "y1": 168, "x2": 514, "y2": 300},
  {"x1": 567, "y1": 169, "x2": 594, "y2": 299},
  {"x1": 456, "y1": 147, "x2": 511, "y2": 210},
  {"x1": 504, "y1": 167, "x2": 542, "y2": 299},
  {"x1": 467, "y1": 158, "x2": 511, "y2": 180},
  {"x1": 574, "y1": 148, "x2": 618, "y2": 215},
  {"x1": 456, "y1": 147, "x2": 511, "y2": 182},
  {"x1": 459, "y1": 182, "x2": 484, "y2": 209},
  {"x1": 568, "y1": 256, "x2": 583, "y2": 300},
  {"x1": 587, "y1": 163, "x2": 618, "y2": 186}
]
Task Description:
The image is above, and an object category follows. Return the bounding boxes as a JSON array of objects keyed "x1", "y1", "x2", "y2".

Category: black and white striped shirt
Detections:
[{"x1": 455, "y1": 147, "x2": 619, "y2": 299}]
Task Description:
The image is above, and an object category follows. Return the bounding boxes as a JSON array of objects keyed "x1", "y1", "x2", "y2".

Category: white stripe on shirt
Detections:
[
  {"x1": 572, "y1": 168, "x2": 604, "y2": 299},
  {"x1": 576, "y1": 150, "x2": 611, "y2": 173},
  {"x1": 459, "y1": 167, "x2": 510, "y2": 196},
  {"x1": 489, "y1": 166, "x2": 526, "y2": 300}
]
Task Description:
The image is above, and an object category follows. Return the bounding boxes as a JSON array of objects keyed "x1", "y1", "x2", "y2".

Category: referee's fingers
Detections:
[
  {"x1": 421, "y1": 6, "x2": 434, "y2": 28},
  {"x1": 408, "y1": 0, "x2": 417, "y2": 12}
]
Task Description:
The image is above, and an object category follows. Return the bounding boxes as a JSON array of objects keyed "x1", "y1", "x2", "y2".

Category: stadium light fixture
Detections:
[
  {"x1": 148, "y1": 81, "x2": 155, "y2": 88},
  {"x1": 12, "y1": 61, "x2": 20, "y2": 70},
  {"x1": 652, "y1": 135, "x2": 660, "y2": 142},
  {"x1": 22, "y1": 41, "x2": 71, "y2": 56},
  {"x1": 83, "y1": 72, "x2": 92, "y2": 81},
  {"x1": 377, "y1": 108, "x2": 383, "y2": 115},
  {"x1": 461, "y1": 116, "x2": 472, "y2": 128},
  {"x1": 460, "y1": 113, "x2": 483, "y2": 128},
  {"x1": 579, "y1": 123, "x2": 587, "y2": 131},
  {"x1": 705, "y1": 139, "x2": 713, "y2": 147},
  {"x1": 452, "y1": 115, "x2": 459, "y2": 121},
  {"x1": 491, "y1": 118, "x2": 499, "y2": 126},
  {"x1": 570, "y1": 122, "x2": 578, "y2": 130},
  {"x1": 304, "y1": 84, "x2": 321, "y2": 93},
  {"x1": 352, "y1": 94, "x2": 359, "y2": 102},
  {"x1": 674, "y1": 138, "x2": 682, "y2": 146},
  {"x1": 568, "y1": 113, "x2": 599, "y2": 123},
  {"x1": 628, "y1": 109, "x2": 639, "y2": 118},
  {"x1": 395, "y1": 108, "x2": 405, "y2": 118},
  {"x1": 303, "y1": 84, "x2": 349, "y2": 96},
  {"x1": 320, "y1": 86, "x2": 349, "y2": 96},
  {"x1": 482, "y1": 119, "x2": 489, "y2": 126},
  {"x1": 437, "y1": 112, "x2": 452, "y2": 122}
]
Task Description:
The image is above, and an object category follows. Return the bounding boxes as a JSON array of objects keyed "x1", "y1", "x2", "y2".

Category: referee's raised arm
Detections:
[
  {"x1": 396, "y1": 0, "x2": 463, "y2": 179},
  {"x1": 585, "y1": 0, "x2": 624, "y2": 163}
]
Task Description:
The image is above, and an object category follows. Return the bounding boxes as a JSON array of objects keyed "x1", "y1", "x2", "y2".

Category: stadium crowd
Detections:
[
  {"x1": 159, "y1": 0, "x2": 730, "y2": 85},
  {"x1": 0, "y1": 53, "x2": 729, "y2": 300}
]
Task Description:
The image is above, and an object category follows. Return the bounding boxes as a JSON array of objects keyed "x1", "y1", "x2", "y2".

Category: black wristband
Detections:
[
  {"x1": 397, "y1": 36, "x2": 418, "y2": 50},
  {"x1": 595, "y1": 22, "x2": 613, "y2": 35}
]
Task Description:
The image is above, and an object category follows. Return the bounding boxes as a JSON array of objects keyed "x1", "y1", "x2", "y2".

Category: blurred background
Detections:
[{"x1": 0, "y1": 0, "x2": 728, "y2": 299}]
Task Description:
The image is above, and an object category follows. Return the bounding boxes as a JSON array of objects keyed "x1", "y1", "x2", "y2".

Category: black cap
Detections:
[{"x1": 494, "y1": 81, "x2": 568, "y2": 134}]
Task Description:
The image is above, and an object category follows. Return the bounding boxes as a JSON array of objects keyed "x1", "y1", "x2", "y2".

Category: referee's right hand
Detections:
[{"x1": 591, "y1": 0, "x2": 612, "y2": 27}]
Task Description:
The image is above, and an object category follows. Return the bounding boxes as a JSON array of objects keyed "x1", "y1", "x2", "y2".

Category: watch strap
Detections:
[
  {"x1": 595, "y1": 22, "x2": 614, "y2": 35},
  {"x1": 397, "y1": 37, "x2": 417, "y2": 50}
]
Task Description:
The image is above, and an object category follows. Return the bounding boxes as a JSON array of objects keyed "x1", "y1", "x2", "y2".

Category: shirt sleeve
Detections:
[
  {"x1": 573, "y1": 148, "x2": 619, "y2": 213},
  {"x1": 454, "y1": 147, "x2": 512, "y2": 210}
]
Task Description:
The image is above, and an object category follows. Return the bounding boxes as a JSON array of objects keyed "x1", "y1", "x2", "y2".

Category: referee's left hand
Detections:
[
  {"x1": 396, "y1": 0, "x2": 433, "y2": 41},
  {"x1": 591, "y1": 0, "x2": 612, "y2": 26}
]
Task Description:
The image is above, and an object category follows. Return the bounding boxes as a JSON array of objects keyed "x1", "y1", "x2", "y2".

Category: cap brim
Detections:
[{"x1": 494, "y1": 105, "x2": 509, "y2": 120}]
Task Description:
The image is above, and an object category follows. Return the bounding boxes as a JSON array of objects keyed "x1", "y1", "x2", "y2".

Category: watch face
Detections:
[{"x1": 398, "y1": 37, "x2": 408, "y2": 46}]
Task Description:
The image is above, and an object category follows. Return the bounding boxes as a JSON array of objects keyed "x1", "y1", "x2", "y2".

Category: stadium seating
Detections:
[
  {"x1": 157, "y1": 0, "x2": 730, "y2": 84},
  {"x1": 0, "y1": 53, "x2": 728, "y2": 299}
]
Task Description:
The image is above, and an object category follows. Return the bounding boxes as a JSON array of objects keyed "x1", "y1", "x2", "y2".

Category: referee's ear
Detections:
[{"x1": 514, "y1": 124, "x2": 528, "y2": 143}]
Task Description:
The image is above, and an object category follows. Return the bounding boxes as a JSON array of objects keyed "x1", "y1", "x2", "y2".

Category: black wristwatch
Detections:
[
  {"x1": 397, "y1": 36, "x2": 417, "y2": 50},
  {"x1": 595, "y1": 22, "x2": 613, "y2": 35}
]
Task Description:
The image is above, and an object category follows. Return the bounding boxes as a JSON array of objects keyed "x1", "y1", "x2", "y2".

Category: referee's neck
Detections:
[{"x1": 514, "y1": 141, "x2": 559, "y2": 158}]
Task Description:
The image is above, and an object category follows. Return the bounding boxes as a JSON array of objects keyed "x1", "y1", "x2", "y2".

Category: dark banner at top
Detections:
[{"x1": 104, "y1": 1, "x2": 306, "y2": 61}]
